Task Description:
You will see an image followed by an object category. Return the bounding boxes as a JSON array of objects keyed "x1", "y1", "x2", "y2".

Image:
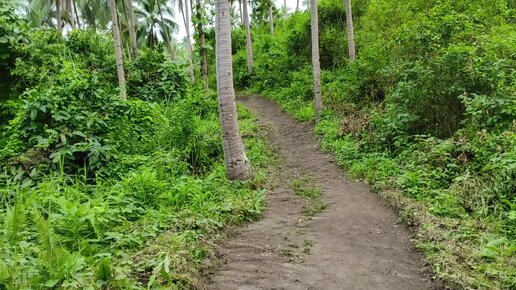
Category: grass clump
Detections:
[{"x1": 290, "y1": 175, "x2": 327, "y2": 217}]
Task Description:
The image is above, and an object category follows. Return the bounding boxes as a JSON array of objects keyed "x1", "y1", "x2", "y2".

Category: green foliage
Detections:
[
  {"x1": 0, "y1": 69, "x2": 157, "y2": 180},
  {"x1": 0, "y1": 0, "x2": 29, "y2": 129},
  {"x1": 0, "y1": 18, "x2": 272, "y2": 289},
  {"x1": 127, "y1": 48, "x2": 189, "y2": 102},
  {"x1": 237, "y1": 0, "x2": 516, "y2": 287}
]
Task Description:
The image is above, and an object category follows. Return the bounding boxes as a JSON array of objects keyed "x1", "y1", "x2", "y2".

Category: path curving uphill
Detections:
[{"x1": 208, "y1": 95, "x2": 439, "y2": 290}]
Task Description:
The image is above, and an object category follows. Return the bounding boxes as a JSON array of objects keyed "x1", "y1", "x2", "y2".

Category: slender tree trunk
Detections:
[
  {"x1": 239, "y1": 0, "x2": 243, "y2": 25},
  {"x1": 215, "y1": 0, "x2": 252, "y2": 180},
  {"x1": 126, "y1": 0, "x2": 139, "y2": 58},
  {"x1": 109, "y1": 0, "x2": 127, "y2": 99},
  {"x1": 56, "y1": 0, "x2": 62, "y2": 34},
  {"x1": 180, "y1": 0, "x2": 195, "y2": 82},
  {"x1": 72, "y1": 0, "x2": 81, "y2": 29},
  {"x1": 190, "y1": 0, "x2": 195, "y2": 20},
  {"x1": 283, "y1": 0, "x2": 287, "y2": 14},
  {"x1": 296, "y1": 0, "x2": 299, "y2": 11},
  {"x1": 155, "y1": 0, "x2": 174, "y2": 58},
  {"x1": 310, "y1": 0, "x2": 322, "y2": 118},
  {"x1": 344, "y1": 0, "x2": 355, "y2": 61},
  {"x1": 242, "y1": 0, "x2": 253, "y2": 73},
  {"x1": 268, "y1": 0, "x2": 274, "y2": 35},
  {"x1": 196, "y1": 0, "x2": 209, "y2": 91},
  {"x1": 67, "y1": 0, "x2": 76, "y2": 29}
]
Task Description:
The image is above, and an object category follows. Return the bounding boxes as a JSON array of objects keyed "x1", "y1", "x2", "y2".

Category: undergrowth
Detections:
[
  {"x1": 232, "y1": 0, "x2": 516, "y2": 288},
  {"x1": 0, "y1": 12, "x2": 272, "y2": 288}
]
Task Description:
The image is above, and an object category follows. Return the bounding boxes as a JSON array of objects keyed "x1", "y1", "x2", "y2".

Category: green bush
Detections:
[
  {"x1": 237, "y1": 0, "x2": 516, "y2": 287},
  {"x1": 127, "y1": 48, "x2": 189, "y2": 102}
]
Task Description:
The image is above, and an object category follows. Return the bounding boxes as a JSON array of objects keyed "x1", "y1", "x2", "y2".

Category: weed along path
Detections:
[{"x1": 208, "y1": 95, "x2": 437, "y2": 290}]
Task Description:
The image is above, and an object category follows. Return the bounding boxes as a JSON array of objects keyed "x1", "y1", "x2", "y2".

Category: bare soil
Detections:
[{"x1": 207, "y1": 95, "x2": 439, "y2": 290}]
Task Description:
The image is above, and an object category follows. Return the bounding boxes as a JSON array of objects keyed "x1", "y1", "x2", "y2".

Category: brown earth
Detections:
[{"x1": 207, "y1": 95, "x2": 440, "y2": 290}]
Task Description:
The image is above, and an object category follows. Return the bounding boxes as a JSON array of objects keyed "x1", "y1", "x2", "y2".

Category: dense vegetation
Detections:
[
  {"x1": 0, "y1": 2, "x2": 269, "y2": 288},
  {"x1": 231, "y1": 0, "x2": 515, "y2": 288},
  {"x1": 1, "y1": 0, "x2": 515, "y2": 288}
]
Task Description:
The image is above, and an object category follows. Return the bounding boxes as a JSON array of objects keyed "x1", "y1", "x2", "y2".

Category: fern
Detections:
[
  {"x1": 96, "y1": 257, "x2": 112, "y2": 283},
  {"x1": 3, "y1": 201, "x2": 26, "y2": 242},
  {"x1": 34, "y1": 212, "x2": 58, "y2": 264}
]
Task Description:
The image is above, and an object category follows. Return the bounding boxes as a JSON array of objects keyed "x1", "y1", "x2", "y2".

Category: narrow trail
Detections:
[{"x1": 208, "y1": 95, "x2": 438, "y2": 290}]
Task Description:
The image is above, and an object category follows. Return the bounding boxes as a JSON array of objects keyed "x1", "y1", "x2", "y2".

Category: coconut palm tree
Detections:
[
  {"x1": 344, "y1": 0, "x2": 355, "y2": 60},
  {"x1": 76, "y1": 0, "x2": 110, "y2": 30},
  {"x1": 242, "y1": 0, "x2": 252, "y2": 73},
  {"x1": 125, "y1": 0, "x2": 139, "y2": 58},
  {"x1": 109, "y1": 0, "x2": 127, "y2": 99},
  {"x1": 179, "y1": 0, "x2": 194, "y2": 81},
  {"x1": 310, "y1": 0, "x2": 322, "y2": 118},
  {"x1": 194, "y1": 0, "x2": 208, "y2": 90},
  {"x1": 215, "y1": 0, "x2": 252, "y2": 180},
  {"x1": 56, "y1": 0, "x2": 62, "y2": 33},
  {"x1": 134, "y1": 0, "x2": 178, "y2": 52}
]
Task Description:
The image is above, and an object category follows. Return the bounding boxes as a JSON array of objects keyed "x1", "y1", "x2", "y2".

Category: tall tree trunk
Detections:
[
  {"x1": 67, "y1": 0, "x2": 76, "y2": 29},
  {"x1": 109, "y1": 0, "x2": 127, "y2": 99},
  {"x1": 56, "y1": 0, "x2": 62, "y2": 34},
  {"x1": 72, "y1": 0, "x2": 81, "y2": 29},
  {"x1": 242, "y1": 0, "x2": 253, "y2": 73},
  {"x1": 310, "y1": 0, "x2": 322, "y2": 118},
  {"x1": 268, "y1": 0, "x2": 274, "y2": 35},
  {"x1": 344, "y1": 0, "x2": 355, "y2": 61},
  {"x1": 196, "y1": 0, "x2": 209, "y2": 91},
  {"x1": 126, "y1": 0, "x2": 139, "y2": 58},
  {"x1": 155, "y1": 0, "x2": 174, "y2": 58},
  {"x1": 180, "y1": 0, "x2": 195, "y2": 82},
  {"x1": 239, "y1": 0, "x2": 243, "y2": 25},
  {"x1": 296, "y1": 0, "x2": 299, "y2": 11},
  {"x1": 283, "y1": 0, "x2": 287, "y2": 14},
  {"x1": 215, "y1": 0, "x2": 252, "y2": 180}
]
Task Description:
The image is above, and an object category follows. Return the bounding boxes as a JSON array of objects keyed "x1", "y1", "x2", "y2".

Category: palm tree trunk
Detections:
[
  {"x1": 283, "y1": 0, "x2": 287, "y2": 14},
  {"x1": 126, "y1": 0, "x2": 139, "y2": 58},
  {"x1": 242, "y1": 0, "x2": 253, "y2": 73},
  {"x1": 67, "y1": 0, "x2": 77, "y2": 29},
  {"x1": 310, "y1": 0, "x2": 323, "y2": 118},
  {"x1": 56, "y1": 0, "x2": 62, "y2": 34},
  {"x1": 215, "y1": 0, "x2": 252, "y2": 180},
  {"x1": 268, "y1": 0, "x2": 274, "y2": 35},
  {"x1": 239, "y1": 0, "x2": 243, "y2": 25},
  {"x1": 344, "y1": 0, "x2": 355, "y2": 61},
  {"x1": 72, "y1": 0, "x2": 81, "y2": 29},
  {"x1": 109, "y1": 0, "x2": 127, "y2": 99},
  {"x1": 180, "y1": 0, "x2": 195, "y2": 82},
  {"x1": 296, "y1": 0, "x2": 299, "y2": 11},
  {"x1": 196, "y1": 0, "x2": 209, "y2": 91}
]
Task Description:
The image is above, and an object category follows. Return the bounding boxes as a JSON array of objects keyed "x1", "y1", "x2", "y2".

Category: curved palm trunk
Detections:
[
  {"x1": 196, "y1": 0, "x2": 209, "y2": 91},
  {"x1": 215, "y1": 0, "x2": 252, "y2": 180},
  {"x1": 56, "y1": 0, "x2": 62, "y2": 34},
  {"x1": 310, "y1": 0, "x2": 322, "y2": 118},
  {"x1": 344, "y1": 0, "x2": 355, "y2": 61},
  {"x1": 268, "y1": 0, "x2": 274, "y2": 35},
  {"x1": 126, "y1": 0, "x2": 139, "y2": 58},
  {"x1": 242, "y1": 0, "x2": 253, "y2": 73},
  {"x1": 180, "y1": 0, "x2": 195, "y2": 82},
  {"x1": 109, "y1": 0, "x2": 127, "y2": 99}
]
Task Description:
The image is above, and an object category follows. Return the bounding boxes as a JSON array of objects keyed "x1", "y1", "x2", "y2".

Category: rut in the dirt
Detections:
[{"x1": 208, "y1": 95, "x2": 438, "y2": 290}]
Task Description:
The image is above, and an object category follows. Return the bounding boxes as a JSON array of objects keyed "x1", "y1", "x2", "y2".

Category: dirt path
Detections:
[{"x1": 208, "y1": 95, "x2": 437, "y2": 290}]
